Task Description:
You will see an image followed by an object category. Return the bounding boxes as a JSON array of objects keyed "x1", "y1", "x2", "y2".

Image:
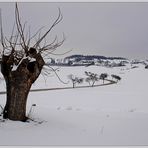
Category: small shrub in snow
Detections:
[
  {"x1": 111, "y1": 74, "x2": 121, "y2": 82},
  {"x1": 68, "y1": 74, "x2": 84, "y2": 88},
  {"x1": 100, "y1": 73, "x2": 108, "y2": 84},
  {"x1": 85, "y1": 71, "x2": 99, "y2": 87},
  {"x1": 145, "y1": 65, "x2": 148, "y2": 69}
]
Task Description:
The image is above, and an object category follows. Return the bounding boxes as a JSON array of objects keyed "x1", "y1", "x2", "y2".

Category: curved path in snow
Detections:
[{"x1": 0, "y1": 79, "x2": 117, "y2": 95}]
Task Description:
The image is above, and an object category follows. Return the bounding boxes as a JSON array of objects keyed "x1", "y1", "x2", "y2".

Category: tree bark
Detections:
[
  {"x1": 3, "y1": 73, "x2": 32, "y2": 121},
  {"x1": 1, "y1": 53, "x2": 45, "y2": 121}
]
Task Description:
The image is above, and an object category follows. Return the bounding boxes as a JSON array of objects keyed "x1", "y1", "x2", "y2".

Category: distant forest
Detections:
[{"x1": 64, "y1": 54, "x2": 127, "y2": 61}]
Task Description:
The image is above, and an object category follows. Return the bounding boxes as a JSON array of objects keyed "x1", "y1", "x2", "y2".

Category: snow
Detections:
[
  {"x1": 28, "y1": 57, "x2": 36, "y2": 62},
  {"x1": 3, "y1": 48, "x2": 11, "y2": 56},
  {"x1": 11, "y1": 64, "x2": 18, "y2": 71},
  {"x1": 0, "y1": 63, "x2": 148, "y2": 145}
]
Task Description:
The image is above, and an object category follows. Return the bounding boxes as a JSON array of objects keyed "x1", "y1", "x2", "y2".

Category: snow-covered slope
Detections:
[{"x1": 0, "y1": 64, "x2": 148, "y2": 145}]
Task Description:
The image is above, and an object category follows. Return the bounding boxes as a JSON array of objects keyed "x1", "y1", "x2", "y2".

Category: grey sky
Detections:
[{"x1": 0, "y1": 2, "x2": 148, "y2": 59}]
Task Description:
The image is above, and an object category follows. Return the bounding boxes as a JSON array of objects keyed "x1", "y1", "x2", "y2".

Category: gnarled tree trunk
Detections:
[{"x1": 1, "y1": 52, "x2": 45, "y2": 121}]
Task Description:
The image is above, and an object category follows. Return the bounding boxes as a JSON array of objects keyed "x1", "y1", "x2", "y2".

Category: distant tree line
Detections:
[{"x1": 65, "y1": 54, "x2": 127, "y2": 61}]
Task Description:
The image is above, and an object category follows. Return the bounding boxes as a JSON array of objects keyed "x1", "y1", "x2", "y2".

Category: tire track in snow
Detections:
[{"x1": 0, "y1": 79, "x2": 116, "y2": 95}]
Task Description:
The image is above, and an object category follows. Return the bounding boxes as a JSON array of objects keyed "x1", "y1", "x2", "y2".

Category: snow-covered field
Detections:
[{"x1": 0, "y1": 64, "x2": 148, "y2": 145}]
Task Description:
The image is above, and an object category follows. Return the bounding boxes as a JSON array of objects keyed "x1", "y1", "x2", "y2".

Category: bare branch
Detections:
[
  {"x1": 33, "y1": 8, "x2": 63, "y2": 49},
  {"x1": 28, "y1": 26, "x2": 45, "y2": 46},
  {"x1": 0, "y1": 8, "x2": 5, "y2": 53},
  {"x1": 15, "y1": 3, "x2": 28, "y2": 53},
  {"x1": 26, "y1": 26, "x2": 31, "y2": 48},
  {"x1": 42, "y1": 49, "x2": 72, "y2": 60},
  {"x1": 39, "y1": 33, "x2": 65, "y2": 55},
  {"x1": 44, "y1": 65, "x2": 69, "y2": 84},
  {"x1": 13, "y1": 30, "x2": 19, "y2": 49}
]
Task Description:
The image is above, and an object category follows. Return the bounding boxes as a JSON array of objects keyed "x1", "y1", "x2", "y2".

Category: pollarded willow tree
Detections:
[{"x1": 0, "y1": 3, "x2": 65, "y2": 121}]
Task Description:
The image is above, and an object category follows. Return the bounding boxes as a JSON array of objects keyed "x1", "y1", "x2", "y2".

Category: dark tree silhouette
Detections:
[
  {"x1": 0, "y1": 3, "x2": 65, "y2": 121},
  {"x1": 145, "y1": 65, "x2": 148, "y2": 69},
  {"x1": 85, "y1": 71, "x2": 99, "y2": 87},
  {"x1": 111, "y1": 74, "x2": 121, "y2": 82},
  {"x1": 68, "y1": 74, "x2": 83, "y2": 88},
  {"x1": 100, "y1": 73, "x2": 108, "y2": 84}
]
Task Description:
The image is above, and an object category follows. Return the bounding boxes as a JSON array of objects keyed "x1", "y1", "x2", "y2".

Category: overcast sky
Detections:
[{"x1": 0, "y1": 2, "x2": 148, "y2": 59}]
